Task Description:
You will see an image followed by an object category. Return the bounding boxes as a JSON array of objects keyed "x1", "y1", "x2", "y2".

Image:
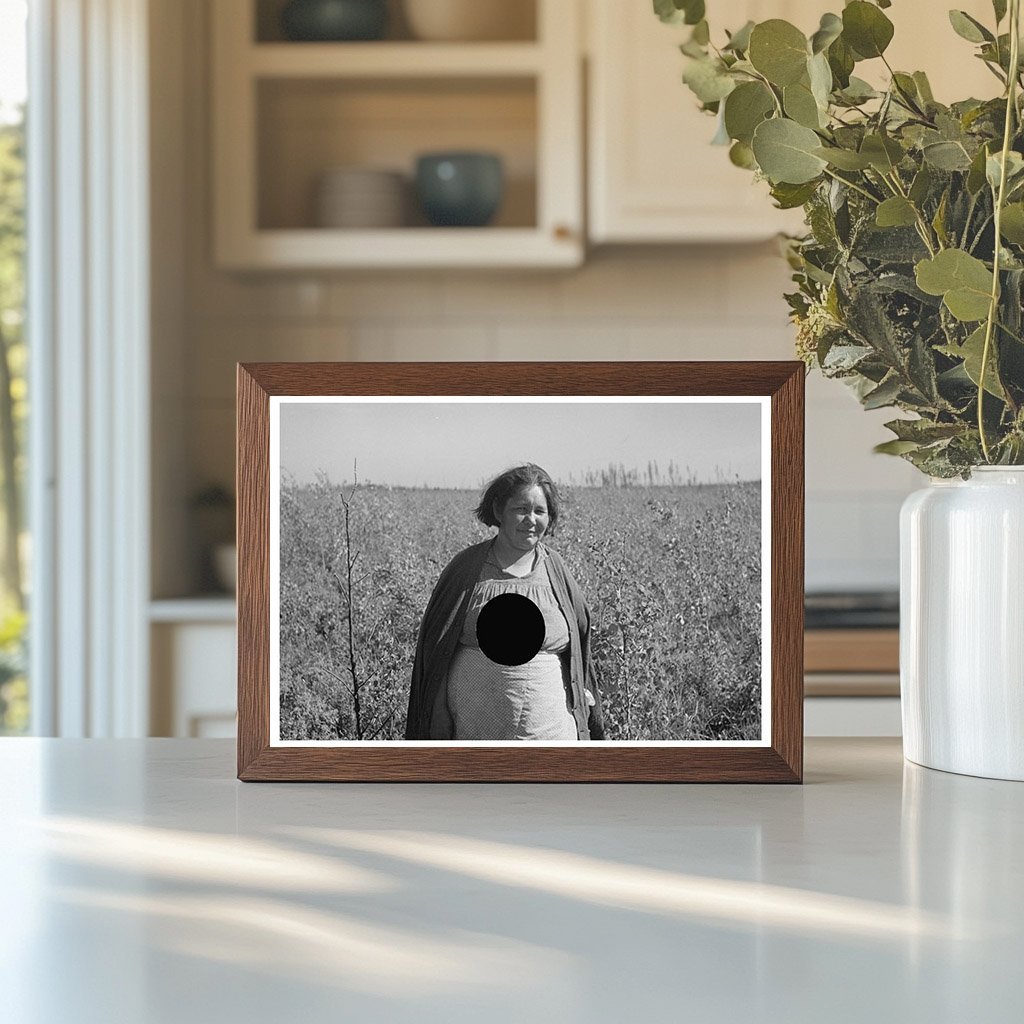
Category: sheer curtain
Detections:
[{"x1": 28, "y1": 0, "x2": 150, "y2": 736}]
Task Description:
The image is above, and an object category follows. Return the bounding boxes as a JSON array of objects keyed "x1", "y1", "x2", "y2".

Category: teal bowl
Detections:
[
  {"x1": 415, "y1": 153, "x2": 505, "y2": 228},
  {"x1": 281, "y1": 0, "x2": 388, "y2": 42}
]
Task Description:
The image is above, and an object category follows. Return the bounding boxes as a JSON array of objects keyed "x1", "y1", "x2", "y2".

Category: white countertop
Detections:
[{"x1": 1, "y1": 737, "x2": 1021, "y2": 1023}]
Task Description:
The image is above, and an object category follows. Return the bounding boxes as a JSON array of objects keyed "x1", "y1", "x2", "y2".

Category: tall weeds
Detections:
[{"x1": 278, "y1": 479, "x2": 761, "y2": 741}]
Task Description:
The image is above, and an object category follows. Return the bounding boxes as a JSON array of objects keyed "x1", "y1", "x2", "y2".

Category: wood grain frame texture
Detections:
[{"x1": 237, "y1": 362, "x2": 804, "y2": 783}]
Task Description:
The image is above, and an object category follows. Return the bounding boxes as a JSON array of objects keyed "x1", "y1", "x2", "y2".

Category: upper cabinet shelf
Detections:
[
  {"x1": 211, "y1": 0, "x2": 583, "y2": 269},
  {"x1": 248, "y1": 42, "x2": 545, "y2": 78}
]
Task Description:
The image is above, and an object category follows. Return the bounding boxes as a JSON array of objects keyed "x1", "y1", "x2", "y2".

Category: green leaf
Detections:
[
  {"x1": 653, "y1": 0, "x2": 682, "y2": 24},
  {"x1": 948, "y1": 10, "x2": 994, "y2": 44},
  {"x1": 682, "y1": 57, "x2": 737, "y2": 104},
  {"x1": 891, "y1": 72, "x2": 922, "y2": 109},
  {"x1": 915, "y1": 249, "x2": 994, "y2": 322},
  {"x1": 683, "y1": 2, "x2": 706, "y2": 27},
  {"x1": 884, "y1": 418, "x2": 964, "y2": 443},
  {"x1": 784, "y1": 80, "x2": 824, "y2": 129},
  {"x1": 993, "y1": 0, "x2": 1008, "y2": 24},
  {"x1": 724, "y1": 20, "x2": 755, "y2": 53},
  {"x1": 808, "y1": 51, "x2": 833, "y2": 110},
  {"x1": 770, "y1": 180, "x2": 820, "y2": 209},
  {"x1": 653, "y1": 0, "x2": 705, "y2": 26},
  {"x1": 751, "y1": 118, "x2": 828, "y2": 184},
  {"x1": 810, "y1": 12, "x2": 843, "y2": 54},
  {"x1": 1000, "y1": 203, "x2": 1024, "y2": 245},
  {"x1": 692, "y1": 19, "x2": 710, "y2": 45},
  {"x1": 876, "y1": 197, "x2": 918, "y2": 228},
  {"x1": 874, "y1": 439, "x2": 922, "y2": 455},
  {"x1": 729, "y1": 140, "x2": 757, "y2": 169},
  {"x1": 748, "y1": 20, "x2": 809, "y2": 87},
  {"x1": 827, "y1": 35, "x2": 855, "y2": 89},
  {"x1": 723, "y1": 81, "x2": 775, "y2": 144},
  {"x1": 913, "y1": 71, "x2": 935, "y2": 104},
  {"x1": 932, "y1": 190, "x2": 950, "y2": 247},
  {"x1": 986, "y1": 150, "x2": 1024, "y2": 191},
  {"x1": 939, "y1": 325, "x2": 1006, "y2": 398},
  {"x1": 909, "y1": 164, "x2": 933, "y2": 205},
  {"x1": 842, "y1": 1, "x2": 895, "y2": 59},
  {"x1": 711, "y1": 109, "x2": 731, "y2": 145},
  {"x1": 813, "y1": 146, "x2": 872, "y2": 170},
  {"x1": 967, "y1": 144, "x2": 991, "y2": 194},
  {"x1": 862, "y1": 374, "x2": 903, "y2": 409},
  {"x1": 860, "y1": 133, "x2": 904, "y2": 173},
  {"x1": 922, "y1": 140, "x2": 972, "y2": 171},
  {"x1": 979, "y1": 32, "x2": 1015, "y2": 75},
  {"x1": 836, "y1": 76, "x2": 879, "y2": 105}
]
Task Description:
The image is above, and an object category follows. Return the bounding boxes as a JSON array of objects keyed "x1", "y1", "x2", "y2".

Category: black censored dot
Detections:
[{"x1": 476, "y1": 593, "x2": 545, "y2": 666}]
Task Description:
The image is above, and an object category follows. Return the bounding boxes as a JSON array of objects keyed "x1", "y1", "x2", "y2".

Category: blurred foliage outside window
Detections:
[{"x1": 1, "y1": 1, "x2": 28, "y2": 733}]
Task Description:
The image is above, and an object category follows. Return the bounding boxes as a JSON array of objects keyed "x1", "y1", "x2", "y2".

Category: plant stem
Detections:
[
  {"x1": 997, "y1": 318, "x2": 1024, "y2": 345},
  {"x1": 979, "y1": 0, "x2": 1020, "y2": 462},
  {"x1": 968, "y1": 212, "x2": 994, "y2": 253},
  {"x1": 749, "y1": 68, "x2": 784, "y2": 117},
  {"x1": 884, "y1": 170, "x2": 938, "y2": 255},
  {"x1": 962, "y1": 190, "x2": 979, "y2": 249}
]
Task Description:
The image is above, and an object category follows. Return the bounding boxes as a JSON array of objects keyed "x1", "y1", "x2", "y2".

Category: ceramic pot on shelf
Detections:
[
  {"x1": 900, "y1": 466, "x2": 1024, "y2": 781},
  {"x1": 403, "y1": 0, "x2": 534, "y2": 41},
  {"x1": 281, "y1": 0, "x2": 388, "y2": 42},
  {"x1": 415, "y1": 152, "x2": 504, "y2": 227}
]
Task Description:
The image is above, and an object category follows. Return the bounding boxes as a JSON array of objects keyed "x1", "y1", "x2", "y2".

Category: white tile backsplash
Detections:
[
  {"x1": 182, "y1": 250, "x2": 918, "y2": 591},
  {"x1": 326, "y1": 275, "x2": 446, "y2": 320}
]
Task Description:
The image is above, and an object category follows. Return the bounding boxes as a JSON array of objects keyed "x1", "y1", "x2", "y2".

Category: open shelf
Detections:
[
  {"x1": 217, "y1": 227, "x2": 579, "y2": 269},
  {"x1": 212, "y1": 0, "x2": 581, "y2": 268},
  {"x1": 249, "y1": 42, "x2": 544, "y2": 77},
  {"x1": 257, "y1": 76, "x2": 537, "y2": 232},
  {"x1": 254, "y1": 0, "x2": 538, "y2": 44}
]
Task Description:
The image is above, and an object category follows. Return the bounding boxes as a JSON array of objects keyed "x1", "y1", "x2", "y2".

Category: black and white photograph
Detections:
[{"x1": 269, "y1": 397, "x2": 770, "y2": 746}]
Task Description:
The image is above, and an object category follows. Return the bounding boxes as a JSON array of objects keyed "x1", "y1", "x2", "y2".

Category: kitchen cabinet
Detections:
[
  {"x1": 804, "y1": 628, "x2": 901, "y2": 736},
  {"x1": 586, "y1": 0, "x2": 998, "y2": 244},
  {"x1": 150, "y1": 600, "x2": 237, "y2": 738},
  {"x1": 211, "y1": 0, "x2": 583, "y2": 268},
  {"x1": 587, "y1": 0, "x2": 810, "y2": 243}
]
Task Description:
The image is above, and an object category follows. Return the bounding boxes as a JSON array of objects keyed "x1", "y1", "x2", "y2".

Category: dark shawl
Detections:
[{"x1": 405, "y1": 539, "x2": 604, "y2": 740}]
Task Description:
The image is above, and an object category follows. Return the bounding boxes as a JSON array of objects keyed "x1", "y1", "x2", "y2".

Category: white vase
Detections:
[{"x1": 900, "y1": 467, "x2": 1024, "y2": 780}]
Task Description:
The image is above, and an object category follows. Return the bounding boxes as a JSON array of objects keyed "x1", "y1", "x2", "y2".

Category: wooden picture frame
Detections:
[{"x1": 237, "y1": 362, "x2": 804, "y2": 782}]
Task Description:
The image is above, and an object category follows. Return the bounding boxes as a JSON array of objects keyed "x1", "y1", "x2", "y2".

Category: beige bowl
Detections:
[
  {"x1": 315, "y1": 168, "x2": 408, "y2": 228},
  {"x1": 403, "y1": 0, "x2": 535, "y2": 41}
]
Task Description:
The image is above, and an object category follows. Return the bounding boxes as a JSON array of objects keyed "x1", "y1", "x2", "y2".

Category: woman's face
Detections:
[{"x1": 494, "y1": 484, "x2": 550, "y2": 553}]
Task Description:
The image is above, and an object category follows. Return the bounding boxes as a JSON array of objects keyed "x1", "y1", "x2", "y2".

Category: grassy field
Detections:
[{"x1": 278, "y1": 479, "x2": 762, "y2": 742}]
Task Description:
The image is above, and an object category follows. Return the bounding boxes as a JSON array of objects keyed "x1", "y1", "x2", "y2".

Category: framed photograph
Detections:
[{"x1": 237, "y1": 362, "x2": 804, "y2": 782}]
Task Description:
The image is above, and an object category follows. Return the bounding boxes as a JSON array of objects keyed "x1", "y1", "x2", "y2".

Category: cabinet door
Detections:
[
  {"x1": 588, "y1": 0, "x2": 997, "y2": 244},
  {"x1": 588, "y1": 0, "x2": 815, "y2": 242}
]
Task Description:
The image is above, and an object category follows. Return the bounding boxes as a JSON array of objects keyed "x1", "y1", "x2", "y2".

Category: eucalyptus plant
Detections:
[{"x1": 657, "y1": 0, "x2": 1024, "y2": 476}]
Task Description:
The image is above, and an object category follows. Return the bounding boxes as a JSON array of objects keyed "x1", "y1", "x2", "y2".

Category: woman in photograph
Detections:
[{"x1": 406, "y1": 463, "x2": 604, "y2": 741}]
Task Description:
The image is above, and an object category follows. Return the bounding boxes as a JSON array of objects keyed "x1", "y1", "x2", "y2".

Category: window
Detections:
[{"x1": 0, "y1": 0, "x2": 28, "y2": 734}]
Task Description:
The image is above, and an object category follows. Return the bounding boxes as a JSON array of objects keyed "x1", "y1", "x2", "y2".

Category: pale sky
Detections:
[
  {"x1": 0, "y1": 1, "x2": 27, "y2": 124},
  {"x1": 278, "y1": 399, "x2": 763, "y2": 488}
]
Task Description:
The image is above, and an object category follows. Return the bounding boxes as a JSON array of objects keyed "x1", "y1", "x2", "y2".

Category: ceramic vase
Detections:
[
  {"x1": 415, "y1": 152, "x2": 504, "y2": 227},
  {"x1": 900, "y1": 467, "x2": 1024, "y2": 781},
  {"x1": 280, "y1": 0, "x2": 388, "y2": 42}
]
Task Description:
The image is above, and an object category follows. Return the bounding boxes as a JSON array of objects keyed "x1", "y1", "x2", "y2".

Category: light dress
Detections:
[{"x1": 447, "y1": 548, "x2": 578, "y2": 740}]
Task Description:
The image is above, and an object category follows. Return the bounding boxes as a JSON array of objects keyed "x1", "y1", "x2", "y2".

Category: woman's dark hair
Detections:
[{"x1": 474, "y1": 464, "x2": 560, "y2": 534}]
